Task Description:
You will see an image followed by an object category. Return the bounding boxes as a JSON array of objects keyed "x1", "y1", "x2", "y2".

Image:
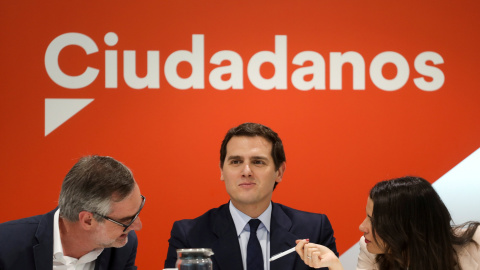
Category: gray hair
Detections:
[{"x1": 58, "y1": 155, "x2": 135, "y2": 222}]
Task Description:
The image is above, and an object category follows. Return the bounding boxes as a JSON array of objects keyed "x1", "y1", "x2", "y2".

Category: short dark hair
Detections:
[
  {"x1": 220, "y1": 123, "x2": 286, "y2": 189},
  {"x1": 369, "y1": 176, "x2": 479, "y2": 270},
  {"x1": 58, "y1": 155, "x2": 135, "y2": 222}
]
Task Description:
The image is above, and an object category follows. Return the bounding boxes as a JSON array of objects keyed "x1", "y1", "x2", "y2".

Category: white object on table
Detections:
[{"x1": 269, "y1": 247, "x2": 296, "y2": 262}]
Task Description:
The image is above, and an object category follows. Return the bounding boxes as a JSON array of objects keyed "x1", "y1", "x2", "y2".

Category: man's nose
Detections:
[
  {"x1": 131, "y1": 217, "x2": 143, "y2": 231},
  {"x1": 241, "y1": 164, "x2": 252, "y2": 176}
]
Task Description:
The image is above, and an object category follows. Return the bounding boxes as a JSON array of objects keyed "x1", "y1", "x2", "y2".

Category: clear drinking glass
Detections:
[{"x1": 175, "y1": 248, "x2": 214, "y2": 270}]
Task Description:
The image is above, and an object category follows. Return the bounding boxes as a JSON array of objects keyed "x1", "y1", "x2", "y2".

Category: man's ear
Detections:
[
  {"x1": 275, "y1": 162, "x2": 286, "y2": 183},
  {"x1": 220, "y1": 162, "x2": 224, "y2": 181},
  {"x1": 78, "y1": 211, "x2": 95, "y2": 230}
]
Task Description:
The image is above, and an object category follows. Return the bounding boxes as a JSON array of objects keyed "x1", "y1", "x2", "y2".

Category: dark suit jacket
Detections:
[
  {"x1": 164, "y1": 202, "x2": 337, "y2": 270},
  {"x1": 0, "y1": 209, "x2": 138, "y2": 270}
]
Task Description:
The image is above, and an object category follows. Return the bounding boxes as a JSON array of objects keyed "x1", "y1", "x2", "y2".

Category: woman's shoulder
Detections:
[
  {"x1": 473, "y1": 226, "x2": 480, "y2": 243},
  {"x1": 455, "y1": 226, "x2": 480, "y2": 268}
]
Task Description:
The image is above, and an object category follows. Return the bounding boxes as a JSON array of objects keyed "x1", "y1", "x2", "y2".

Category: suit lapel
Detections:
[
  {"x1": 94, "y1": 248, "x2": 111, "y2": 270},
  {"x1": 210, "y1": 204, "x2": 244, "y2": 270},
  {"x1": 33, "y1": 243, "x2": 53, "y2": 270},
  {"x1": 269, "y1": 203, "x2": 300, "y2": 270},
  {"x1": 33, "y1": 209, "x2": 56, "y2": 270}
]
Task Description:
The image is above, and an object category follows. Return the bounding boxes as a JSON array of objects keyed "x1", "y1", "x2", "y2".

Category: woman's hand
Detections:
[{"x1": 295, "y1": 239, "x2": 344, "y2": 270}]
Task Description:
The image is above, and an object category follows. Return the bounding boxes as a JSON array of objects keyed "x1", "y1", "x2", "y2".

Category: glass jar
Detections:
[{"x1": 175, "y1": 248, "x2": 214, "y2": 270}]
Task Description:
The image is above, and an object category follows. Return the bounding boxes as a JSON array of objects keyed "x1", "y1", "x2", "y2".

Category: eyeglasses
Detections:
[{"x1": 94, "y1": 195, "x2": 146, "y2": 232}]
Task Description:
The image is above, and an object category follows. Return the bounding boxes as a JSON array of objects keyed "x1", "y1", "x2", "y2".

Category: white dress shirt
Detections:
[
  {"x1": 229, "y1": 201, "x2": 272, "y2": 270},
  {"x1": 53, "y1": 209, "x2": 104, "y2": 270}
]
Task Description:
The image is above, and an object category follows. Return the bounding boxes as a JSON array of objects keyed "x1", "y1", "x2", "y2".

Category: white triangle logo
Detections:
[
  {"x1": 432, "y1": 147, "x2": 480, "y2": 224},
  {"x1": 45, "y1": 98, "x2": 94, "y2": 136}
]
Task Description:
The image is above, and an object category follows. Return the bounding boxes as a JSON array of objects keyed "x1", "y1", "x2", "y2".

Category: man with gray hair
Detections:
[{"x1": 0, "y1": 155, "x2": 144, "y2": 270}]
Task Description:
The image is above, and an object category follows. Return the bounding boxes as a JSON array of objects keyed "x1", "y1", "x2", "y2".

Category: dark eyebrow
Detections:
[
  {"x1": 251, "y1": 156, "x2": 268, "y2": 160},
  {"x1": 227, "y1": 155, "x2": 243, "y2": 160}
]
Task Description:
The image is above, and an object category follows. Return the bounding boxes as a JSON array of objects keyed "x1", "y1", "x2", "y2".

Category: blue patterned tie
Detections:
[{"x1": 247, "y1": 219, "x2": 264, "y2": 270}]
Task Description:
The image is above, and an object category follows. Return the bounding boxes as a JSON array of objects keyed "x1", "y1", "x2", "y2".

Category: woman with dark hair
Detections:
[
  {"x1": 295, "y1": 176, "x2": 480, "y2": 270},
  {"x1": 357, "y1": 176, "x2": 479, "y2": 269}
]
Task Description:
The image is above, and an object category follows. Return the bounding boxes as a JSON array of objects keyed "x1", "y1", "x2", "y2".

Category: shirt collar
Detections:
[
  {"x1": 53, "y1": 209, "x2": 64, "y2": 262},
  {"x1": 52, "y1": 209, "x2": 104, "y2": 265},
  {"x1": 229, "y1": 201, "x2": 272, "y2": 236}
]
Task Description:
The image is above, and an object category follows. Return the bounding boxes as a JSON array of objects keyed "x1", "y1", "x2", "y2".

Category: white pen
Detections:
[{"x1": 269, "y1": 247, "x2": 296, "y2": 262}]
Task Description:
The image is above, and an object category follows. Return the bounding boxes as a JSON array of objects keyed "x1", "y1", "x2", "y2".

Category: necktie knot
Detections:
[{"x1": 249, "y1": 219, "x2": 261, "y2": 233}]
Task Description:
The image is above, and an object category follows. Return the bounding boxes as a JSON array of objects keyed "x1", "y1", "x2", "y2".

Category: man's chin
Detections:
[
  {"x1": 100, "y1": 234, "x2": 129, "y2": 248},
  {"x1": 113, "y1": 234, "x2": 129, "y2": 248}
]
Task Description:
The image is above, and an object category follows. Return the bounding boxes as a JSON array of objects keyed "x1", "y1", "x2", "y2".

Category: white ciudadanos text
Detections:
[{"x1": 45, "y1": 32, "x2": 444, "y2": 91}]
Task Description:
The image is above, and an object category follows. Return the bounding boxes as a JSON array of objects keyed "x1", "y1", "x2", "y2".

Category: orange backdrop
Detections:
[{"x1": 1, "y1": 1, "x2": 480, "y2": 268}]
